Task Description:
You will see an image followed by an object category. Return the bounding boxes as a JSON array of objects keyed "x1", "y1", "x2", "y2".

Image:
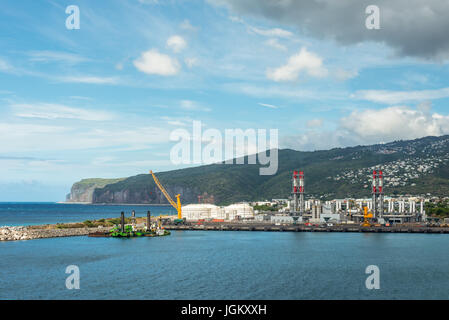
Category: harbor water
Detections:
[{"x1": 1, "y1": 203, "x2": 449, "y2": 300}]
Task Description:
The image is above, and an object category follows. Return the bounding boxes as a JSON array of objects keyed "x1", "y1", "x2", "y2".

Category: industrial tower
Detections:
[
  {"x1": 372, "y1": 170, "x2": 384, "y2": 219},
  {"x1": 292, "y1": 170, "x2": 305, "y2": 215}
]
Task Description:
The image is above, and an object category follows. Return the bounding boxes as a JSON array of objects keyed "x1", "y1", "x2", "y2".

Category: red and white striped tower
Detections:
[
  {"x1": 378, "y1": 170, "x2": 384, "y2": 217},
  {"x1": 299, "y1": 171, "x2": 305, "y2": 215},
  {"x1": 292, "y1": 170, "x2": 299, "y2": 213},
  {"x1": 372, "y1": 170, "x2": 378, "y2": 218}
]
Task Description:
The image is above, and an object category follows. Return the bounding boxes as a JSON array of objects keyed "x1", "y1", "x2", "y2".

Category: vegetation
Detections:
[
  {"x1": 426, "y1": 201, "x2": 449, "y2": 218},
  {"x1": 83, "y1": 220, "x2": 95, "y2": 228},
  {"x1": 73, "y1": 178, "x2": 126, "y2": 189},
  {"x1": 107, "y1": 217, "x2": 132, "y2": 225},
  {"x1": 253, "y1": 204, "x2": 277, "y2": 211}
]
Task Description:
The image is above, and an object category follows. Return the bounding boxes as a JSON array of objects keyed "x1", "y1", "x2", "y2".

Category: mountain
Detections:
[
  {"x1": 67, "y1": 135, "x2": 449, "y2": 205},
  {"x1": 66, "y1": 178, "x2": 125, "y2": 203}
]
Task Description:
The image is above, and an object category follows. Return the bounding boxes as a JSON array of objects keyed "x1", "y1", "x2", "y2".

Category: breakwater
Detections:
[{"x1": 0, "y1": 226, "x2": 111, "y2": 241}]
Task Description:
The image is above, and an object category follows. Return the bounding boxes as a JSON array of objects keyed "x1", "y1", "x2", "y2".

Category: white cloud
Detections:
[
  {"x1": 282, "y1": 106, "x2": 449, "y2": 151},
  {"x1": 180, "y1": 19, "x2": 198, "y2": 31},
  {"x1": 306, "y1": 119, "x2": 323, "y2": 128},
  {"x1": 185, "y1": 57, "x2": 198, "y2": 68},
  {"x1": 0, "y1": 122, "x2": 171, "y2": 153},
  {"x1": 69, "y1": 96, "x2": 93, "y2": 101},
  {"x1": 223, "y1": 82, "x2": 347, "y2": 101},
  {"x1": 334, "y1": 68, "x2": 358, "y2": 81},
  {"x1": 352, "y1": 87, "x2": 449, "y2": 104},
  {"x1": 115, "y1": 62, "x2": 124, "y2": 70},
  {"x1": 138, "y1": 0, "x2": 159, "y2": 4},
  {"x1": 28, "y1": 51, "x2": 88, "y2": 64},
  {"x1": 266, "y1": 48, "x2": 328, "y2": 82},
  {"x1": 248, "y1": 26, "x2": 292, "y2": 38},
  {"x1": 229, "y1": 16, "x2": 244, "y2": 23},
  {"x1": 265, "y1": 38, "x2": 287, "y2": 51},
  {"x1": 133, "y1": 49, "x2": 180, "y2": 76},
  {"x1": 340, "y1": 106, "x2": 447, "y2": 142},
  {"x1": 57, "y1": 75, "x2": 119, "y2": 84},
  {"x1": 166, "y1": 35, "x2": 187, "y2": 53},
  {"x1": 161, "y1": 116, "x2": 191, "y2": 127},
  {"x1": 0, "y1": 58, "x2": 14, "y2": 72},
  {"x1": 258, "y1": 102, "x2": 278, "y2": 109},
  {"x1": 180, "y1": 100, "x2": 211, "y2": 112},
  {"x1": 11, "y1": 103, "x2": 114, "y2": 121}
]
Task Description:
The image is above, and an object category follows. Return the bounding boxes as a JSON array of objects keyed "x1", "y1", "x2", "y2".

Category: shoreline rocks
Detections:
[
  {"x1": 0, "y1": 226, "x2": 31, "y2": 241},
  {"x1": 0, "y1": 226, "x2": 111, "y2": 241}
]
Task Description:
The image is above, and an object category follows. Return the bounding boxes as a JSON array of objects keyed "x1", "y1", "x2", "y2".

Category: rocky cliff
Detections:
[{"x1": 66, "y1": 178, "x2": 125, "y2": 203}]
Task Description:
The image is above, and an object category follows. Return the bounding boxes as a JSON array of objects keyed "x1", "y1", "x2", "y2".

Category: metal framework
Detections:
[{"x1": 150, "y1": 170, "x2": 182, "y2": 219}]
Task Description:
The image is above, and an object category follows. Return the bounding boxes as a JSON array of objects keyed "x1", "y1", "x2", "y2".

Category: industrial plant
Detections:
[
  {"x1": 173, "y1": 169, "x2": 431, "y2": 227},
  {"x1": 279, "y1": 169, "x2": 428, "y2": 226}
]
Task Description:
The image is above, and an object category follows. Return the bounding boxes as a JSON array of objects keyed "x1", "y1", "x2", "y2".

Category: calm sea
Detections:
[
  {"x1": 1, "y1": 203, "x2": 449, "y2": 300},
  {"x1": 0, "y1": 202, "x2": 177, "y2": 226}
]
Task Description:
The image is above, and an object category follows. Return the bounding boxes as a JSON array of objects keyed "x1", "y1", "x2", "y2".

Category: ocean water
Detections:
[
  {"x1": 1, "y1": 203, "x2": 449, "y2": 300},
  {"x1": 0, "y1": 202, "x2": 177, "y2": 226}
]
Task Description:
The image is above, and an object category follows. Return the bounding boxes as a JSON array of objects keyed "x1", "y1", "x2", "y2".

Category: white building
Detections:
[
  {"x1": 320, "y1": 213, "x2": 341, "y2": 223},
  {"x1": 224, "y1": 203, "x2": 254, "y2": 220},
  {"x1": 181, "y1": 204, "x2": 223, "y2": 221},
  {"x1": 181, "y1": 202, "x2": 254, "y2": 221},
  {"x1": 271, "y1": 215, "x2": 294, "y2": 224}
]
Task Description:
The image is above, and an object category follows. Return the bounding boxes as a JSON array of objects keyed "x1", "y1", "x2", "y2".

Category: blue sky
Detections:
[{"x1": 1, "y1": 0, "x2": 449, "y2": 201}]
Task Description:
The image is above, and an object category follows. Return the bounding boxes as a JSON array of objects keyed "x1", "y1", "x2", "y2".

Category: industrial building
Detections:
[
  {"x1": 182, "y1": 202, "x2": 255, "y2": 221},
  {"x1": 283, "y1": 169, "x2": 428, "y2": 225},
  {"x1": 180, "y1": 169, "x2": 428, "y2": 226}
]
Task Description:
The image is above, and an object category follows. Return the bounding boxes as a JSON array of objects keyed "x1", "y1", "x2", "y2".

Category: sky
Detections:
[{"x1": 1, "y1": 0, "x2": 449, "y2": 201}]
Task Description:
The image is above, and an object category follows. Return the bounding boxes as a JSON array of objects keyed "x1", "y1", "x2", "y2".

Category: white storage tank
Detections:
[
  {"x1": 181, "y1": 204, "x2": 222, "y2": 221},
  {"x1": 224, "y1": 203, "x2": 255, "y2": 220}
]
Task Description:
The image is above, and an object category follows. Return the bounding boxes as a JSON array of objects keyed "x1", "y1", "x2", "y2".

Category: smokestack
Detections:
[
  {"x1": 378, "y1": 170, "x2": 383, "y2": 194},
  {"x1": 292, "y1": 170, "x2": 299, "y2": 213},
  {"x1": 372, "y1": 170, "x2": 377, "y2": 194},
  {"x1": 147, "y1": 210, "x2": 151, "y2": 231},
  {"x1": 121, "y1": 211, "x2": 125, "y2": 233},
  {"x1": 372, "y1": 170, "x2": 377, "y2": 218},
  {"x1": 299, "y1": 171, "x2": 304, "y2": 194},
  {"x1": 378, "y1": 170, "x2": 384, "y2": 217},
  {"x1": 299, "y1": 171, "x2": 305, "y2": 215}
]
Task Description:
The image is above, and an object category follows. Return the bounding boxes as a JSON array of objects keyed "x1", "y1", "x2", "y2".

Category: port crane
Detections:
[
  {"x1": 150, "y1": 170, "x2": 183, "y2": 223},
  {"x1": 362, "y1": 206, "x2": 373, "y2": 227}
]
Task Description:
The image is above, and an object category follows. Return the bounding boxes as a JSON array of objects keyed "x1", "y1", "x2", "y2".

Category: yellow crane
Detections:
[
  {"x1": 150, "y1": 170, "x2": 182, "y2": 221},
  {"x1": 362, "y1": 206, "x2": 373, "y2": 227}
]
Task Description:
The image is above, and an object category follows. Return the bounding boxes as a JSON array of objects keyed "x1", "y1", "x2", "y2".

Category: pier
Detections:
[{"x1": 164, "y1": 223, "x2": 449, "y2": 234}]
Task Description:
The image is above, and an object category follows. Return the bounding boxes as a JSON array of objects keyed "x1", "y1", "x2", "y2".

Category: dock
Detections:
[{"x1": 163, "y1": 223, "x2": 449, "y2": 234}]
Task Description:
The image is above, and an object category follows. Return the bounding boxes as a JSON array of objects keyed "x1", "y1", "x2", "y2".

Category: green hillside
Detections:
[{"x1": 68, "y1": 135, "x2": 449, "y2": 205}]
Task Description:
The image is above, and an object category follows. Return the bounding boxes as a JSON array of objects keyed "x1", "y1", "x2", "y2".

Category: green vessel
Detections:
[{"x1": 108, "y1": 225, "x2": 170, "y2": 238}]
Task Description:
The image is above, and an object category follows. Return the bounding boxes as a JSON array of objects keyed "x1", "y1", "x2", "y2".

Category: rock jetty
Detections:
[{"x1": 0, "y1": 226, "x2": 110, "y2": 241}]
